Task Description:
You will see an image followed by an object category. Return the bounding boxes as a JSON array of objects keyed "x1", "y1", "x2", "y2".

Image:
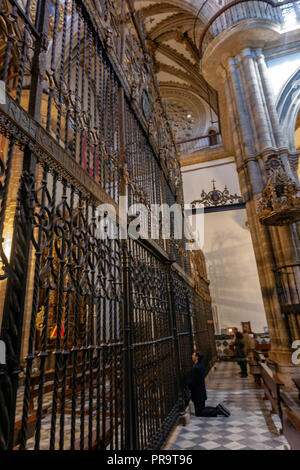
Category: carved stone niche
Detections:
[{"x1": 257, "y1": 160, "x2": 300, "y2": 226}]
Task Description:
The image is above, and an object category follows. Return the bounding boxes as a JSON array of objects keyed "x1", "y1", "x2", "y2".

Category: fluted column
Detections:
[
  {"x1": 219, "y1": 48, "x2": 300, "y2": 385},
  {"x1": 200, "y1": 8, "x2": 300, "y2": 383},
  {"x1": 226, "y1": 57, "x2": 263, "y2": 195},
  {"x1": 240, "y1": 48, "x2": 274, "y2": 151},
  {"x1": 256, "y1": 49, "x2": 285, "y2": 149}
]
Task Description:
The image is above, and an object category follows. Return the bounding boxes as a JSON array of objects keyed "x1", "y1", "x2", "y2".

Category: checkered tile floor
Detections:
[{"x1": 164, "y1": 361, "x2": 290, "y2": 450}]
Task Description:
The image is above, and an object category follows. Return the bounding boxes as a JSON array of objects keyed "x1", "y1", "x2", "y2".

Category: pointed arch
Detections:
[{"x1": 277, "y1": 66, "x2": 300, "y2": 151}]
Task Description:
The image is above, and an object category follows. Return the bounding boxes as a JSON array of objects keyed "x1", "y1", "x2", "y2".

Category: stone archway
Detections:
[
  {"x1": 294, "y1": 109, "x2": 300, "y2": 151},
  {"x1": 277, "y1": 66, "x2": 300, "y2": 151}
]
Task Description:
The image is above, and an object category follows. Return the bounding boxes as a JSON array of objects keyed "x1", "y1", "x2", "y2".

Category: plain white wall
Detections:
[{"x1": 182, "y1": 158, "x2": 267, "y2": 334}]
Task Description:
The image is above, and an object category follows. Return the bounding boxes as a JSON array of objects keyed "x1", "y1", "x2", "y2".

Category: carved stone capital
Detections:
[{"x1": 257, "y1": 168, "x2": 300, "y2": 225}]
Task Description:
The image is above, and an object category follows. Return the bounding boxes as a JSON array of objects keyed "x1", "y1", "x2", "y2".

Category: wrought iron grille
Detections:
[
  {"x1": 124, "y1": 99, "x2": 162, "y2": 210},
  {"x1": 124, "y1": 99, "x2": 165, "y2": 249},
  {"x1": 191, "y1": 293, "x2": 217, "y2": 370},
  {"x1": 0, "y1": 0, "x2": 217, "y2": 451},
  {"x1": 163, "y1": 176, "x2": 183, "y2": 266},
  {"x1": 127, "y1": 239, "x2": 178, "y2": 450},
  {"x1": 274, "y1": 264, "x2": 300, "y2": 343},
  {"x1": 2, "y1": 0, "x2": 121, "y2": 202},
  {"x1": 170, "y1": 272, "x2": 193, "y2": 404},
  {"x1": 1, "y1": 157, "x2": 124, "y2": 450}
]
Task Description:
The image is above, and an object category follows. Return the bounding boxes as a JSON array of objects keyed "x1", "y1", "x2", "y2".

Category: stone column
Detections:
[
  {"x1": 240, "y1": 48, "x2": 274, "y2": 151},
  {"x1": 256, "y1": 49, "x2": 284, "y2": 149},
  {"x1": 207, "y1": 45, "x2": 300, "y2": 386}
]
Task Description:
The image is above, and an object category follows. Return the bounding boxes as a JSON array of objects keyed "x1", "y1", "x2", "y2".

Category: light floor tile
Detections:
[{"x1": 165, "y1": 361, "x2": 290, "y2": 452}]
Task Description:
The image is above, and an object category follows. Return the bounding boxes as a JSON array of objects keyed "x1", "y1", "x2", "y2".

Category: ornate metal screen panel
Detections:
[
  {"x1": 124, "y1": 99, "x2": 165, "y2": 249},
  {"x1": 170, "y1": 272, "x2": 193, "y2": 388},
  {"x1": 124, "y1": 100, "x2": 162, "y2": 208},
  {"x1": 1, "y1": 150, "x2": 124, "y2": 449},
  {"x1": 0, "y1": 0, "x2": 217, "y2": 452},
  {"x1": 0, "y1": 0, "x2": 41, "y2": 109},
  {"x1": 204, "y1": 299, "x2": 218, "y2": 367},
  {"x1": 163, "y1": 177, "x2": 183, "y2": 267},
  {"x1": 191, "y1": 293, "x2": 216, "y2": 370},
  {"x1": 127, "y1": 239, "x2": 178, "y2": 450},
  {"x1": 192, "y1": 294, "x2": 208, "y2": 367},
  {"x1": 1, "y1": 0, "x2": 121, "y2": 203},
  {"x1": 42, "y1": 0, "x2": 121, "y2": 203}
]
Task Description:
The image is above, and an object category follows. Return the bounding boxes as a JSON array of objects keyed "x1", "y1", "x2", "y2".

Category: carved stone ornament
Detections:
[
  {"x1": 105, "y1": 25, "x2": 114, "y2": 51},
  {"x1": 143, "y1": 51, "x2": 152, "y2": 72},
  {"x1": 257, "y1": 169, "x2": 300, "y2": 225},
  {"x1": 141, "y1": 89, "x2": 152, "y2": 121},
  {"x1": 131, "y1": 82, "x2": 139, "y2": 104},
  {"x1": 148, "y1": 118, "x2": 156, "y2": 139},
  {"x1": 159, "y1": 145, "x2": 168, "y2": 166}
]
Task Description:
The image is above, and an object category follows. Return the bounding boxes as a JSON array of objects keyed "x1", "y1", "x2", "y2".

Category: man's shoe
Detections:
[
  {"x1": 216, "y1": 404, "x2": 226, "y2": 416},
  {"x1": 216, "y1": 403, "x2": 231, "y2": 417}
]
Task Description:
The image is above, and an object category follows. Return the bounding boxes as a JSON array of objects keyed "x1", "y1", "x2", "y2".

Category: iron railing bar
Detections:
[
  {"x1": 176, "y1": 132, "x2": 221, "y2": 145},
  {"x1": 132, "y1": 336, "x2": 173, "y2": 348},
  {"x1": 8, "y1": 0, "x2": 41, "y2": 39}
]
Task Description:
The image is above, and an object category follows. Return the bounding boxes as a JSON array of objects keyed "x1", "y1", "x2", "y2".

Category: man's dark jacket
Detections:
[{"x1": 189, "y1": 363, "x2": 207, "y2": 404}]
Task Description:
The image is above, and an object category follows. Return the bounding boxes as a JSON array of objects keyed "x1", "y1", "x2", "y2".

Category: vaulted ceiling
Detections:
[{"x1": 135, "y1": 0, "x2": 221, "y2": 142}]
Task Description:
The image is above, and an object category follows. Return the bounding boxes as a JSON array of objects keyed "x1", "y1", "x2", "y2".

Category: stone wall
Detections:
[{"x1": 181, "y1": 157, "x2": 267, "y2": 334}]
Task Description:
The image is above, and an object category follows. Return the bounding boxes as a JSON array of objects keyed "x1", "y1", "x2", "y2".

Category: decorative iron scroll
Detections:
[{"x1": 191, "y1": 180, "x2": 244, "y2": 208}]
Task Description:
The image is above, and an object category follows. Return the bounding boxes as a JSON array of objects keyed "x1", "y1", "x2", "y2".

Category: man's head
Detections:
[{"x1": 192, "y1": 351, "x2": 203, "y2": 364}]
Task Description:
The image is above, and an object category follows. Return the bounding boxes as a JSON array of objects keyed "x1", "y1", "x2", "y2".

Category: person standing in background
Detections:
[
  {"x1": 234, "y1": 332, "x2": 248, "y2": 377},
  {"x1": 242, "y1": 328, "x2": 256, "y2": 361}
]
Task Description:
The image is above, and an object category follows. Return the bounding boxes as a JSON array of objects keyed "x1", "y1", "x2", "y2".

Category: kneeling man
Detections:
[{"x1": 189, "y1": 351, "x2": 230, "y2": 417}]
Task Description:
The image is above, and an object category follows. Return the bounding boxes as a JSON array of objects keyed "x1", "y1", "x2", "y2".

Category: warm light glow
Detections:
[
  {"x1": 0, "y1": 235, "x2": 11, "y2": 274},
  {"x1": 3, "y1": 235, "x2": 12, "y2": 261}
]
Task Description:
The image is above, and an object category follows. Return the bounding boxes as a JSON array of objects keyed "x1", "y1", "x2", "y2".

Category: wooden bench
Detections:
[
  {"x1": 293, "y1": 378, "x2": 300, "y2": 401},
  {"x1": 248, "y1": 352, "x2": 265, "y2": 385},
  {"x1": 255, "y1": 343, "x2": 270, "y2": 355},
  {"x1": 72, "y1": 418, "x2": 115, "y2": 450},
  {"x1": 253, "y1": 357, "x2": 300, "y2": 449},
  {"x1": 254, "y1": 351, "x2": 266, "y2": 363},
  {"x1": 249, "y1": 359, "x2": 261, "y2": 385},
  {"x1": 14, "y1": 358, "x2": 121, "y2": 448},
  {"x1": 13, "y1": 413, "x2": 46, "y2": 449},
  {"x1": 280, "y1": 390, "x2": 300, "y2": 450},
  {"x1": 260, "y1": 362, "x2": 284, "y2": 421}
]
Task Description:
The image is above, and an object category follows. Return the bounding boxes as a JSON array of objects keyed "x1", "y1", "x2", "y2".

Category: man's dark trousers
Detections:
[{"x1": 194, "y1": 399, "x2": 218, "y2": 417}]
